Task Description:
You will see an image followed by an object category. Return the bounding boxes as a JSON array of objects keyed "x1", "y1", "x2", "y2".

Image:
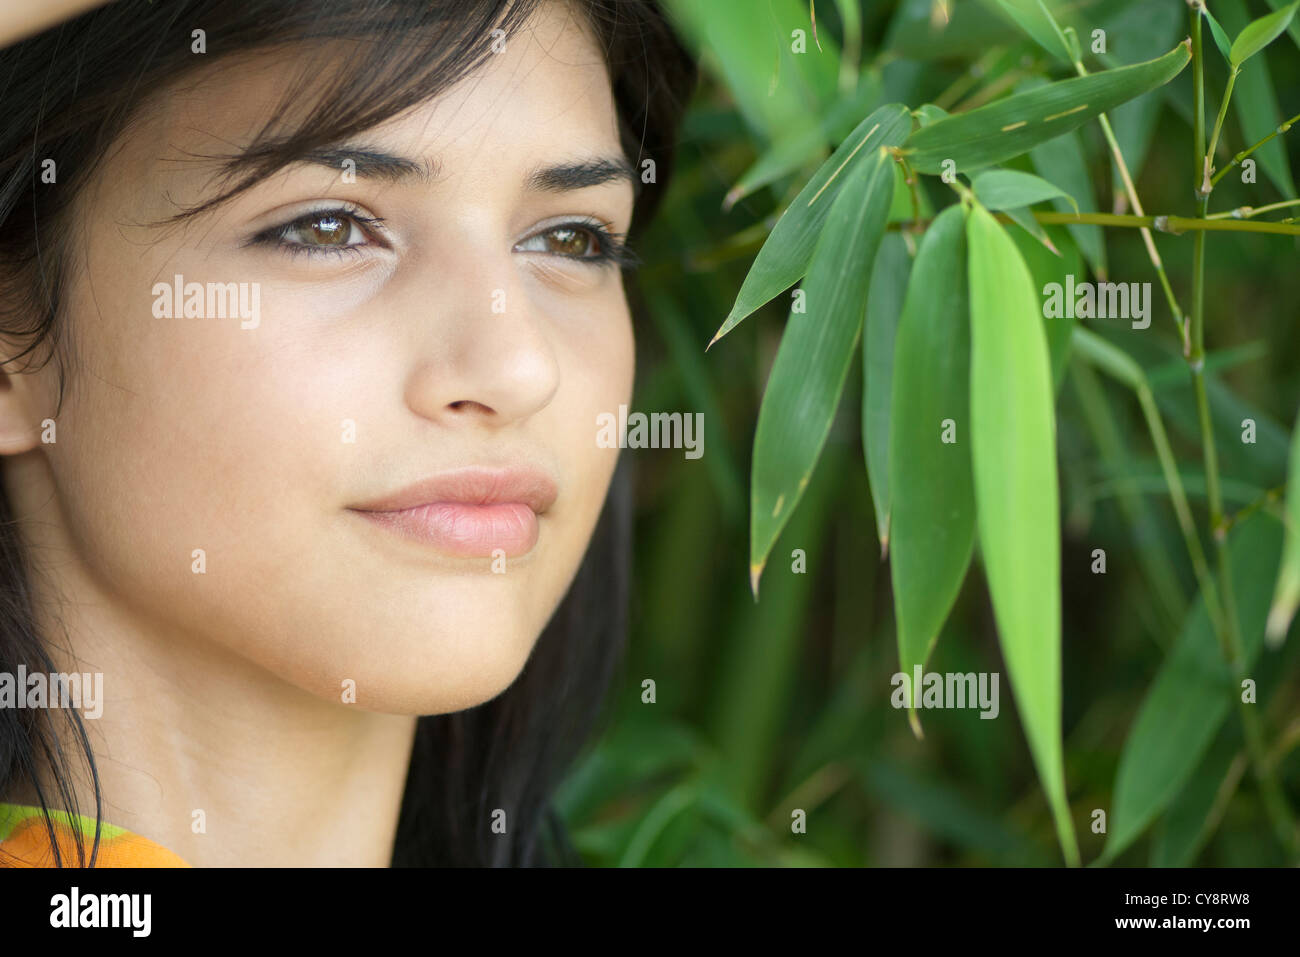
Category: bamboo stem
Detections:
[{"x1": 1188, "y1": 8, "x2": 1298, "y2": 861}]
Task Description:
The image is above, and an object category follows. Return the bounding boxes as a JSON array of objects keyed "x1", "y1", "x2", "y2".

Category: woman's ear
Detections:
[{"x1": 0, "y1": 348, "x2": 51, "y2": 455}]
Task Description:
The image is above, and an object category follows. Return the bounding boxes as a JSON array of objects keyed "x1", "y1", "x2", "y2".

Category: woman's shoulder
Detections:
[{"x1": 0, "y1": 802, "x2": 190, "y2": 868}]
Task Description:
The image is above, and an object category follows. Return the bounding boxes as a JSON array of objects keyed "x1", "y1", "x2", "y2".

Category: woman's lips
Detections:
[
  {"x1": 355, "y1": 502, "x2": 539, "y2": 557},
  {"x1": 348, "y1": 467, "x2": 557, "y2": 558}
]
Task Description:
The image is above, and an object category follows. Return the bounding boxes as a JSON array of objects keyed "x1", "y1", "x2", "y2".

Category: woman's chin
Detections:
[{"x1": 266, "y1": 614, "x2": 540, "y2": 716}]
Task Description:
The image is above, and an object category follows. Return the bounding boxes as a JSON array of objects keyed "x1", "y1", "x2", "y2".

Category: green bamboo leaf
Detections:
[
  {"x1": 709, "y1": 104, "x2": 912, "y2": 346},
  {"x1": 966, "y1": 202, "x2": 1078, "y2": 867},
  {"x1": 1201, "y1": 8, "x2": 1232, "y2": 61},
  {"x1": 1218, "y1": 0, "x2": 1296, "y2": 198},
  {"x1": 1229, "y1": 0, "x2": 1298, "y2": 66},
  {"x1": 1006, "y1": 223, "x2": 1080, "y2": 394},
  {"x1": 1263, "y1": 0, "x2": 1300, "y2": 49},
  {"x1": 863, "y1": 233, "x2": 912, "y2": 549},
  {"x1": 888, "y1": 0, "x2": 1011, "y2": 59},
  {"x1": 1266, "y1": 409, "x2": 1300, "y2": 645},
  {"x1": 991, "y1": 0, "x2": 1072, "y2": 62},
  {"x1": 860, "y1": 757, "x2": 1050, "y2": 863},
  {"x1": 715, "y1": 438, "x2": 848, "y2": 803},
  {"x1": 1087, "y1": 468, "x2": 1264, "y2": 507},
  {"x1": 889, "y1": 205, "x2": 975, "y2": 735},
  {"x1": 660, "y1": 0, "x2": 838, "y2": 138},
  {"x1": 972, "y1": 169, "x2": 1078, "y2": 213},
  {"x1": 616, "y1": 782, "x2": 698, "y2": 868},
  {"x1": 725, "y1": 77, "x2": 883, "y2": 209},
  {"x1": 1103, "y1": 512, "x2": 1282, "y2": 862},
  {"x1": 727, "y1": 134, "x2": 830, "y2": 214},
  {"x1": 902, "y1": 41, "x2": 1191, "y2": 175},
  {"x1": 1100, "y1": 0, "x2": 1183, "y2": 197},
  {"x1": 914, "y1": 103, "x2": 950, "y2": 128},
  {"x1": 1032, "y1": 136, "x2": 1105, "y2": 273},
  {"x1": 1001, "y1": 206, "x2": 1060, "y2": 258},
  {"x1": 971, "y1": 166, "x2": 1074, "y2": 258},
  {"x1": 887, "y1": 162, "x2": 934, "y2": 222},
  {"x1": 1022, "y1": 77, "x2": 1107, "y2": 278},
  {"x1": 1235, "y1": 75, "x2": 1297, "y2": 199},
  {"x1": 749, "y1": 148, "x2": 895, "y2": 593},
  {"x1": 1149, "y1": 724, "x2": 1243, "y2": 867},
  {"x1": 644, "y1": 288, "x2": 745, "y2": 523},
  {"x1": 1204, "y1": 8, "x2": 1233, "y2": 61},
  {"x1": 1146, "y1": 339, "x2": 1269, "y2": 388}
]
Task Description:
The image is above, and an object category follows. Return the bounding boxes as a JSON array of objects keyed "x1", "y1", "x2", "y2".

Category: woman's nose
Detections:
[{"x1": 401, "y1": 246, "x2": 561, "y2": 429}]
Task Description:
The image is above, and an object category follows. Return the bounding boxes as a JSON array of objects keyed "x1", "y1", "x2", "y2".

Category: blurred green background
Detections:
[{"x1": 554, "y1": 0, "x2": 1300, "y2": 866}]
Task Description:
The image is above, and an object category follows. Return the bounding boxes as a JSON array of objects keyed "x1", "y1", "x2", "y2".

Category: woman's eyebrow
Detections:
[
  {"x1": 294, "y1": 147, "x2": 434, "y2": 182},
  {"x1": 523, "y1": 156, "x2": 637, "y2": 192},
  {"x1": 282, "y1": 146, "x2": 637, "y2": 193}
]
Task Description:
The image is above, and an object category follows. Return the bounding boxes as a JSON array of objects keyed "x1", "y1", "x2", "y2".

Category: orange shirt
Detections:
[{"x1": 0, "y1": 802, "x2": 190, "y2": 867}]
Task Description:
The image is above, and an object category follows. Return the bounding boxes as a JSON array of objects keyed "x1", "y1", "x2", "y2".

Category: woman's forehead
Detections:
[{"x1": 95, "y1": 3, "x2": 625, "y2": 220}]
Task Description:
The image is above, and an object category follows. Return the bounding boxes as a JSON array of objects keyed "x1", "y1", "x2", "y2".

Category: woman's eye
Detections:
[
  {"x1": 250, "y1": 207, "x2": 384, "y2": 257},
  {"x1": 287, "y1": 212, "x2": 364, "y2": 246},
  {"x1": 535, "y1": 223, "x2": 595, "y2": 254},
  {"x1": 519, "y1": 225, "x2": 599, "y2": 258},
  {"x1": 515, "y1": 221, "x2": 638, "y2": 270},
  {"x1": 278, "y1": 210, "x2": 376, "y2": 247}
]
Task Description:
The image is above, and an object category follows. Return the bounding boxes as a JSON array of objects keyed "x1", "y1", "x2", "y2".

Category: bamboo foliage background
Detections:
[{"x1": 555, "y1": 0, "x2": 1300, "y2": 867}]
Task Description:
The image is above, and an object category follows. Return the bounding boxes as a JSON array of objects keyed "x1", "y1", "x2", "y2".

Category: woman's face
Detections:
[{"x1": 5, "y1": 2, "x2": 634, "y2": 713}]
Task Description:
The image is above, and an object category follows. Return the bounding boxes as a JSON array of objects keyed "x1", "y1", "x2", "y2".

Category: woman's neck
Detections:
[{"x1": 18, "y1": 556, "x2": 419, "y2": 867}]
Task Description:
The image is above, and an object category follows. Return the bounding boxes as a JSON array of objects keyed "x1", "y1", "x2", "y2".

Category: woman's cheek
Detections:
[
  {"x1": 42, "y1": 272, "x2": 320, "y2": 614},
  {"x1": 566, "y1": 297, "x2": 632, "y2": 480}
]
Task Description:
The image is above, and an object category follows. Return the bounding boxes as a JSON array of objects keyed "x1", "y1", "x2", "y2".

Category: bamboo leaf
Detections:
[
  {"x1": 902, "y1": 42, "x2": 1191, "y2": 175},
  {"x1": 710, "y1": 104, "x2": 912, "y2": 346},
  {"x1": 887, "y1": 161, "x2": 934, "y2": 222},
  {"x1": 749, "y1": 147, "x2": 895, "y2": 593},
  {"x1": 1149, "y1": 724, "x2": 1243, "y2": 867},
  {"x1": 863, "y1": 233, "x2": 912, "y2": 549},
  {"x1": 1263, "y1": 0, "x2": 1300, "y2": 49},
  {"x1": 716, "y1": 439, "x2": 849, "y2": 803},
  {"x1": 1022, "y1": 78, "x2": 1107, "y2": 277},
  {"x1": 1006, "y1": 223, "x2": 1081, "y2": 394},
  {"x1": 889, "y1": 205, "x2": 975, "y2": 733},
  {"x1": 888, "y1": 0, "x2": 1012, "y2": 59},
  {"x1": 1093, "y1": 0, "x2": 1183, "y2": 197},
  {"x1": 1267, "y1": 409, "x2": 1300, "y2": 645},
  {"x1": 616, "y1": 782, "x2": 698, "y2": 867},
  {"x1": 1001, "y1": 206, "x2": 1059, "y2": 257},
  {"x1": 1204, "y1": 8, "x2": 1233, "y2": 62},
  {"x1": 860, "y1": 756, "x2": 1050, "y2": 863},
  {"x1": 1217, "y1": 0, "x2": 1296, "y2": 198},
  {"x1": 971, "y1": 167, "x2": 1074, "y2": 257},
  {"x1": 972, "y1": 169, "x2": 1078, "y2": 213},
  {"x1": 1103, "y1": 512, "x2": 1283, "y2": 861},
  {"x1": 1237, "y1": 83, "x2": 1297, "y2": 200},
  {"x1": 966, "y1": 202, "x2": 1078, "y2": 866},
  {"x1": 1229, "y1": 0, "x2": 1298, "y2": 66},
  {"x1": 660, "y1": 0, "x2": 839, "y2": 139},
  {"x1": 991, "y1": 0, "x2": 1072, "y2": 62},
  {"x1": 726, "y1": 77, "x2": 883, "y2": 209},
  {"x1": 914, "y1": 103, "x2": 950, "y2": 128}
]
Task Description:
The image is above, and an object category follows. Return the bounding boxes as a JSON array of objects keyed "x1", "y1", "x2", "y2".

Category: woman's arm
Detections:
[{"x1": 0, "y1": 0, "x2": 111, "y2": 48}]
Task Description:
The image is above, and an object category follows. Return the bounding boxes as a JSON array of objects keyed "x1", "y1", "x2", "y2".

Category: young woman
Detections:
[{"x1": 0, "y1": 0, "x2": 696, "y2": 866}]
